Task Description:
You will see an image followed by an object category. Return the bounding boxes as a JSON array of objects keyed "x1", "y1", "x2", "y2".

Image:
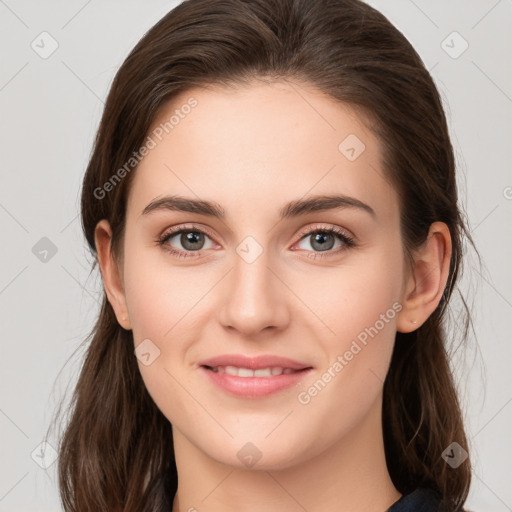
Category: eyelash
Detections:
[{"x1": 156, "y1": 223, "x2": 356, "y2": 260}]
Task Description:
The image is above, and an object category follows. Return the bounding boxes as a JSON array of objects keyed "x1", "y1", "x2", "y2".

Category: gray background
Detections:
[{"x1": 1, "y1": 0, "x2": 511, "y2": 510}]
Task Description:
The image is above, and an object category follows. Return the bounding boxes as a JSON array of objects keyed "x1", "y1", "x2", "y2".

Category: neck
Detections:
[{"x1": 171, "y1": 396, "x2": 401, "y2": 512}]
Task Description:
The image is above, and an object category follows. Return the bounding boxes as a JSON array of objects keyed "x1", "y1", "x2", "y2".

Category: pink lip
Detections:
[{"x1": 199, "y1": 354, "x2": 313, "y2": 399}]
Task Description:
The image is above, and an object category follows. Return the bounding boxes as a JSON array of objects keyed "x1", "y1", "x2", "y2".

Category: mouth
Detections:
[
  {"x1": 202, "y1": 365, "x2": 307, "y2": 377},
  {"x1": 198, "y1": 354, "x2": 313, "y2": 398}
]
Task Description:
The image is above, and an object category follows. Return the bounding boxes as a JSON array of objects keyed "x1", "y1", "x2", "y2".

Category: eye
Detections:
[
  {"x1": 293, "y1": 225, "x2": 356, "y2": 259},
  {"x1": 157, "y1": 224, "x2": 218, "y2": 259},
  {"x1": 156, "y1": 223, "x2": 356, "y2": 260}
]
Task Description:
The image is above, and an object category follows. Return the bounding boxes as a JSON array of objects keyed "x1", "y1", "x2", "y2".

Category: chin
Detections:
[{"x1": 200, "y1": 434, "x2": 314, "y2": 472}]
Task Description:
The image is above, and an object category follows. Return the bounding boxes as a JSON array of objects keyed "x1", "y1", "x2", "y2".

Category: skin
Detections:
[{"x1": 95, "y1": 79, "x2": 452, "y2": 512}]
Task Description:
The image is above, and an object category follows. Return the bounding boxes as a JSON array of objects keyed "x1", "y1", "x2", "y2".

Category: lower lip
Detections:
[{"x1": 200, "y1": 366, "x2": 313, "y2": 398}]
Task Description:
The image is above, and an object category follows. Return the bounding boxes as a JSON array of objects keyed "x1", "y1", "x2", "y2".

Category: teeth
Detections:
[
  {"x1": 225, "y1": 366, "x2": 239, "y2": 376},
  {"x1": 255, "y1": 368, "x2": 272, "y2": 377},
  {"x1": 238, "y1": 367, "x2": 254, "y2": 378},
  {"x1": 210, "y1": 366, "x2": 299, "y2": 377}
]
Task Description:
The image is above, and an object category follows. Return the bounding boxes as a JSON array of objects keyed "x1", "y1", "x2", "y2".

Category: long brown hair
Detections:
[{"x1": 47, "y1": 0, "x2": 474, "y2": 510}]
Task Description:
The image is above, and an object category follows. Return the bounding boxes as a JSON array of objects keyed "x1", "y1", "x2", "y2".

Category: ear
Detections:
[
  {"x1": 94, "y1": 219, "x2": 132, "y2": 330},
  {"x1": 396, "y1": 221, "x2": 452, "y2": 333}
]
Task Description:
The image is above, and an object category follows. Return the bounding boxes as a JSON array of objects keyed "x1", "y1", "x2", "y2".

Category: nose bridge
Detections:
[{"x1": 218, "y1": 236, "x2": 289, "y2": 335}]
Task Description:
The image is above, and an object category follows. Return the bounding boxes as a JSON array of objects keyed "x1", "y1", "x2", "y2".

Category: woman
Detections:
[{"x1": 50, "y1": 0, "x2": 474, "y2": 510}]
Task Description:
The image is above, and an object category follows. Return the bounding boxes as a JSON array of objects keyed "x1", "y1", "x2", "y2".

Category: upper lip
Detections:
[{"x1": 199, "y1": 354, "x2": 312, "y2": 370}]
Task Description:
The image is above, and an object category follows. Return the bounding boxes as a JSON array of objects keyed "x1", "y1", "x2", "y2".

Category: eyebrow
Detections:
[{"x1": 140, "y1": 194, "x2": 376, "y2": 219}]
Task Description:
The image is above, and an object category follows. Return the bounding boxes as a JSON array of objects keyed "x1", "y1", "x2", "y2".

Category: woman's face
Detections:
[{"x1": 116, "y1": 80, "x2": 409, "y2": 469}]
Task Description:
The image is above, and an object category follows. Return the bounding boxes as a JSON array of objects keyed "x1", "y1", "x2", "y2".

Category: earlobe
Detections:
[
  {"x1": 94, "y1": 219, "x2": 132, "y2": 330},
  {"x1": 396, "y1": 222, "x2": 452, "y2": 333}
]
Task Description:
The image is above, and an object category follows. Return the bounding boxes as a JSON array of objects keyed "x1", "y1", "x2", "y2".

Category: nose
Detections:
[{"x1": 217, "y1": 246, "x2": 291, "y2": 338}]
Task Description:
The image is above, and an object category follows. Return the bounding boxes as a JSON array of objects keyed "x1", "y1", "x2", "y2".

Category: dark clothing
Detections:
[{"x1": 387, "y1": 488, "x2": 444, "y2": 512}]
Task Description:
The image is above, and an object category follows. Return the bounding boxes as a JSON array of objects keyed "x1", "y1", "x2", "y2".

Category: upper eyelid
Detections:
[
  {"x1": 295, "y1": 223, "x2": 354, "y2": 240},
  {"x1": 161, "y1": 223, "x2": 218, "y2": 243}
]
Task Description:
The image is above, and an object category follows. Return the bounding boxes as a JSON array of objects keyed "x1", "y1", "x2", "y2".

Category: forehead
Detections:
[{"x1": 126, "y1": 80, "x2": 398, "y2": 224}]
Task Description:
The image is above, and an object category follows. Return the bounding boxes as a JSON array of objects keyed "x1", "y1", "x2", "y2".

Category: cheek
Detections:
[
  {"x1": 339, "y1": 270, "x2": 402, "y2": 345},
  {"x1": 122, "y1": 240, "x2": 209, "y2": 340},
  {"x1": 295, "y1": 251, "x2": 403, "y2": 346},
  {"x1": 293, "y1": 254, "x2": 402, "y2": 418},
  {"x1": 121, "y1": 243, "x2": 215, "y2": 423},
  {"x1": 339, "y1": 264, "x2": 402, "y2": 378}
]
